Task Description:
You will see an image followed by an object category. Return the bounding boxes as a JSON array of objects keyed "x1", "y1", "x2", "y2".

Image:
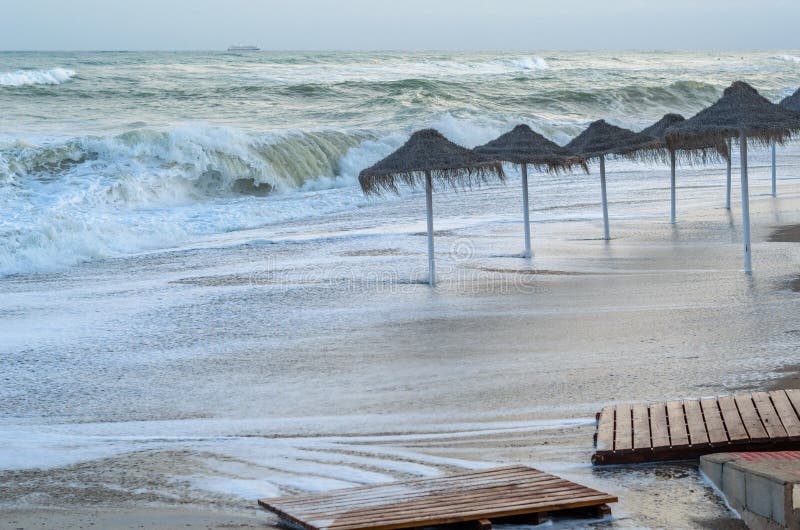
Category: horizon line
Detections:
[{"x1": 1, "y1": 48, "x2": 798, "y2": 53}]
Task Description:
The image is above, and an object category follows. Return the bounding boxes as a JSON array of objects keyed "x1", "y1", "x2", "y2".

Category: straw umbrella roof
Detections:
[
  {"x1": 640, "y1": 113, "x2": 686, "y2": 142},
  {"x1": 474, "y1": 124, "x2": 588, "y2": 173},
  {"x1": 666, "y1": 81, "x2": 800, "y2": 151},
  {"x1": 779, "y1": 87, "x2": 800, "y2": 113},
  {"x1": 358, "y1": 129, "x2": 505, "y2": 195},
  {"x1": 564, "y1": 120, "x2": 647, "y2": 160},
  {"x1": 630, "y1": 113, "x2": 727, "y2": 163}
]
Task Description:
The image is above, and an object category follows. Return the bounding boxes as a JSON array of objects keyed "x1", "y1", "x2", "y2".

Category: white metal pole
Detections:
[
  {"x1": 600, "y1": 154, "x2": 610, "y2": 240},
  {"x1": 740, "y1": 135, "x2": 752, "y2": 273},
  {"x1": 425, "y1": 171, "x2": 436, "y2": 286},
  {"x1": 771, "y1": 138, "x2": 777, "y2": 197},
  {"x1": 726, "y1": 138, "x2": 732, "y2": 210},
  {"x1": 670, "y1": 150, "x2": 676, "y2": 224},
  {"x1": 521, "y1": 163, "x2": 532, "y2": 258}
]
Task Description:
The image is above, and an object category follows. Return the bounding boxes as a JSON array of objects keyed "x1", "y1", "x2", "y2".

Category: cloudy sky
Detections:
[{"x1": 2, "y1": 0, "x2": 799, "y2": 51}]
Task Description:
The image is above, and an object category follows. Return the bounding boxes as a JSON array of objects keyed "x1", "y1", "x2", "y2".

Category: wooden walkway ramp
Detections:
[
  {"x1": 258, "y1": 465, "x2": 616, "y2": 529},
  {"x1": 593, "y1": 389, "x2": 800, "y2": 465}
]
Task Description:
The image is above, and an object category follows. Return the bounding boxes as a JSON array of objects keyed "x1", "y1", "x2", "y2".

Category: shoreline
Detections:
[{"x1": 3, "y1": 179, "x2": 800, "y2": 529}]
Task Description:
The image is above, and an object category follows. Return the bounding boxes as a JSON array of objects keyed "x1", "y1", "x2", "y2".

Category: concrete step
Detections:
[{"x1": 701, "y1": 451, "x2": 800, "y2": 529}]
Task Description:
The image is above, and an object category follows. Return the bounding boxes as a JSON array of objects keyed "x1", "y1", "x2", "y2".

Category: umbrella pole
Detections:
[
  {"x1": 600, "y1": 154, "x2": 610, "y2": 240},
  {"x1": 425, "y1": 170, "x2": 436, "y2": 286},
  {"x1": 521, "y1": 163, "x2": 532, "y2": 258},
  {"x1": 726, "y1": 138, "x2": 732, "y2": 209},
  {"x1": 670, "y1": 150, "x2": 676, "y2": 224},
  {"x1": 771, "y1": 138, "x2": 777, "y2": 197},
  {"x1": 740, "y1": 134, "x2": 752, "y2": 273}
]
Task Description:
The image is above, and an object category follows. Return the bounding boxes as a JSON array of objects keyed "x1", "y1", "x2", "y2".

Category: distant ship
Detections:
[{"x1": 227, "y1": 45, "x2": 260, "y2": 52}]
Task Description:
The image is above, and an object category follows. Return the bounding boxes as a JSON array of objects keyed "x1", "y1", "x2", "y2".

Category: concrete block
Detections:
[
  {"x1": 701, "y1": 458, "x2": 723, "y2": 487},
  {"x1": 744, "y1": 473, "x2": 784, "y2": 525},
  {"x1": 722, "y1": 465, "x2": 746, "y2": 507},
  {"x1": 700, "y1": 452, "x2": 800, "y2": 529}
]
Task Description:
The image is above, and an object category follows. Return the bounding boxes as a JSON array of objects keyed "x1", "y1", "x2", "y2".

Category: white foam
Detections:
[
  {"x1": 187, "y1": 475, "x2": 281, "y2": 500},
  {"x1": 775, "y1": 54, "x2": 800, "y2": 63},
  {"x1": 253, "y1": 56, "x2": 550, "y2": 84},
  {"x1": 0, "y1": 68, "x2": 76, "y2": 86},
  {"x1": 0, "y1": 125, "x2": 382, "y2": 275},
  {"x1": 509, "y1": 56, "x2": 549, "y2": 70}
]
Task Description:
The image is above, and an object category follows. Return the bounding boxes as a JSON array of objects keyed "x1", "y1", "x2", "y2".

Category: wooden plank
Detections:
[
  {"x1": 327, "y1": 495, "x2": 616, "y2": 530},
  {"x1": 324, "y1": 493, "x2": 616, "y2": 530},
  {"x1": 287, "y1": 480, "x2": 589, "y2": 518},
  {"x1": 318, "y1": 484, "x2": 602, "y2": 525},
  {"x1": 593, "y1": 390, "x2": 800, "y2": 465},
  {"x1": 277, "y1": 470, "x2": 543, "y2": 511},
  {"x1": 649, "y1": 402, "x2": 669, "y2": 449},
  {"x1": 734, "y1": 393, "x2": 769, "y2": 442},
  {"x1": 752, "y1": 391, "x2": 788, "y2": 440},
  {"x1": 281, "y1": 468, "x2": 536, "y2": 507},
  {"x1": 784, "y1": 390, "x2": 800, "y2": 427},
  {"x1": 632, "y1": 403, "x2": 651, "y2": 450},
  {"x1": 300, "y1": 490, "x2": 614, "y2": 530},
  {"x1": 700, "y1": 398, "x2": 728, "y2": 444},
  {"x1": 769, "y1": 390, "x2": 800, "y2": 439},
  {"x1": 683, "y1": 400, "x2": 709, "y2": 446},
  {"x1": 275, "y1": 467, "x2": 535, "y2": 507},
  {"x1": 287, "y1": 477, "x2": 569, "y2": 517},
  {"x1": 595, "y1": 406, "x2": 615, "y2": 452},
  {"x1": 666, "y1": 400, "x2": 689, "y2": 448},
  {"x1": 260, "y1": 466, "x2": 616, "y2": 530},
  {"x1": 614, "y1": 403, "x2": 632, "y2": 452},
  {"x1": 718, "y1": 395, "x2": 749, "y2": 442}
]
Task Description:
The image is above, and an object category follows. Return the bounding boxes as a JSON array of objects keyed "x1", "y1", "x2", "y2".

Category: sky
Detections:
[{"x1": 2, "y1": 0, "x2": 800, "y2": 51}]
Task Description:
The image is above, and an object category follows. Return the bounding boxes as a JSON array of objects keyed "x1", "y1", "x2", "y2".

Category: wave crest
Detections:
[
  {"x1": 0, "y1": 125, "x2": 400, "y2": 275},
  {"x1": 509, "y1": 56, "x2": 548, "y2": 70},
  {"x1": 1, "y1": 127, "x2": 373, "y2": 200},
  {"x1": 0, "y1": 68, "x2": 77, "y2": 87}
]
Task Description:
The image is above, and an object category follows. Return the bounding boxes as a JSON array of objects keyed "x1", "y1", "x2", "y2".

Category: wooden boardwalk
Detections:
[
  {"x1": 258, "y1": 465, "x2": 616, "y2": 530},
  {"x1": 593, "y1": 389, "x2": 800, "y2": 465}
]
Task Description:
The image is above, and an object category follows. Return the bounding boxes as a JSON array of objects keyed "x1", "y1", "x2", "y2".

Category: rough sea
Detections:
[
  {"x1": 0, "y1": 50, "x2": 798, "y2": 275},
  {"x1": 2, "y1": 51, "x2": 800, "y2": 528}
]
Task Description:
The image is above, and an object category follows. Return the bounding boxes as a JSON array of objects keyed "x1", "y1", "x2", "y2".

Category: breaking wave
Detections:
[
  {"x1": 775, "y1": 55, "x2": 800, "y2": 63},
  {"x1": 0, "y1": 67, "x2": 76, "y2": 86},
  {"x1": 1, "y1": 127, "x2": 376, "y2": 197},
  {"x1": 0, "y1": 126, "x2": 403, "y2": 275},
  {"x1": 510, "y1": 56, "x2": 548, "y2": 70}
]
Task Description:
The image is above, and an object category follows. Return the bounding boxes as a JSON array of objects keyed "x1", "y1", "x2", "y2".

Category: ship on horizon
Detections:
[{"x1": 227, "y1": 44, "x2": 260, "y2": 51}]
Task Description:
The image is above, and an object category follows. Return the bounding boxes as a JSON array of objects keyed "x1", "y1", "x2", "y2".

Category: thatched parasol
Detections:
[
  {"x1": 358, "y1": 128, "x2": 504, "y2": 286},
  {"x1": 780, "y1": 87, "x2": 800, "y2": 113},
  {"x1": 565, "y1": 120, "x2": 641, "y2": 160},
  {"x1": 474, "y1": 124, "x2": 588, "y2": 257},
  {"x1": 565, "y1": 120, "x2": 644, "y2": 240},
  {"x1": 626, "y1": 113, "x2": 729, "y2": 223},
  {"x1": 666, "y1": 81, "x2": 800, "y2": 272},
  {"x1": 770, "y1": 87, "x2": 800, "y2": 198},
  {"x1": 474, "y1": 124, "x2": 588, "y2": 172}
]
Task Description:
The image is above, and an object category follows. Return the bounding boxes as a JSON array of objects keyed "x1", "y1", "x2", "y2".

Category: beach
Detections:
[
  {"x1": 2, "y1": 150, "x2": 799, "y2": 528},
  {"x1": 2, "y1": 50, "x2": 800, "y2": 529}
]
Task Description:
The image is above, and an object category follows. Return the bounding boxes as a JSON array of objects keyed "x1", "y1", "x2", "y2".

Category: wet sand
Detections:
[
  {"x1": 763, "y1": 223, "x2": 800, "y2": 389},
  {"x1": 2, "y1": 166, "x2": 799, "y2": 529},
  {"x1": 2, "y1": 507, "x2": 264, "y2": 530},
  {"x1": 768, "y1": 223, "x2": 800, "y2": 291},
  {"x1": 768, "y1": 223, "x2": 800, "y2": 242}
]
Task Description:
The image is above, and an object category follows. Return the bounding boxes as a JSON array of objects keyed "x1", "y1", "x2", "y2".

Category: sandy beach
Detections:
[
  {"x1": 2, "y1": 147, "x2": 798, "y2": 528},
  {"x1": 3, "y1": 49, "x2": 800, "y2": 530}
]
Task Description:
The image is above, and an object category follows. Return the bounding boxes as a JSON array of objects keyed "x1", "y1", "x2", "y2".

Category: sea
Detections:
[
  {"x1": 1, "y1": 50, "x2": 799, "y2": 275},
  {"x1": 2, "y1": 50, "x2": 800, "y2": 527}
]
